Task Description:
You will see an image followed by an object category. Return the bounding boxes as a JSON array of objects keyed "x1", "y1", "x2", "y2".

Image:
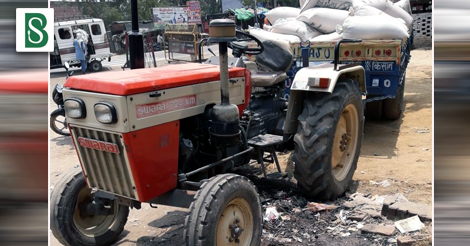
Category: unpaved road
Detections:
[{"x1": 49, "y1": 49, "x2": 432, "y2": 245}]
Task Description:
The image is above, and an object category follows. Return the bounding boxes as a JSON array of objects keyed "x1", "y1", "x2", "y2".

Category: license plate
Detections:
[{"x1": 78, "y1": 137, "x2": 119, "y2": 154}]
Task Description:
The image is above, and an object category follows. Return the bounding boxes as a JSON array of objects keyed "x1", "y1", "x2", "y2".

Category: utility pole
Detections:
[{"x1": 129, "y1": 0, "x2": 145, "y2": 69}]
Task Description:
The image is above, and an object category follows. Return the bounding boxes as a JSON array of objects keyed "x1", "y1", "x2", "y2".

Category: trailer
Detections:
[{"x1": 255, "y1": 34, "x2": 412, "y2": 120}]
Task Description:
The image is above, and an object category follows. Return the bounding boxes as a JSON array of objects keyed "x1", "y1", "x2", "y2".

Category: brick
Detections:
[
  {"x1": 398, "y1": 235, "x2": 432, "y2": 246},
  {"x1": 348, "y1": 213, "x2": 367, "y2": 221},
  {"x1": 361, "y1": 224, "x2": 396, "y2": 236},
  {"x1": 397, "y1": 236, "x2": 415, "y2": 246},
  {"x1": 386, "y1": 201, "x2": 432, "y2": 222},
  {"x1": 364, "y1": 209, "x2": 382, "y2": 218},
  {"x1": 381, "y1": 193, "x2": 408, "y2": 216},
  {"x1": 343, "y1": 195, "x2": 372, "y2": 209}
]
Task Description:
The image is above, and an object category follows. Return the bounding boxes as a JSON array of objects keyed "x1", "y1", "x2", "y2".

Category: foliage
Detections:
[{"x1": 57, "y1": 0, "x2": 222, "y2": 27}]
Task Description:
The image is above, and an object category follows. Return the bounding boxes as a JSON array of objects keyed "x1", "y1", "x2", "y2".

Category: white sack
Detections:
[
  {"x1": 394, "y1": 0, "x2": 412, "y2": 15},
  {"x1": 352, "y1": 4, "x2": 390, "y2": 17},
  {"x1": 353, "y1": 0, "x2": 412, "y2": 26},
  {"x1": 297, "y1": 8, "x2": 349, "y2": 33},
  {"x1": 314, "y1": 0, "x2": 353, "y2": 10},
  {"x1": 383, "y1": 2, "x2": 413, "y2": 27},
  {"x1": 300, "y1": 0, "x2": 306, "y2": 9},
  {"x1": 309, "y1": 32, "x2": 343, "y2": 41},
  {"x1": 300, "y1": 0, "x2": 318, "y2": 13},
  {"x1": 263, "y1": 24, "x2": 273, "y2": 32},
  {"x1": 265, "y1": 7, "x2": 301, "y2": 24},
  {"x1": 301, "y1": 0, "x2": 352, "y2": 13},
  {"x1": 352, "y1": 0, "x2": 388, "y2": 10},
  {"x1": 249, "y1": 26, "x2": 302, "y2": 44},
  {"x1": 338, "y1": 15, "x2": 409, "y2": 40},
  {"x1": 272, "y1": 18, "x2": 322, "y2": 41}
]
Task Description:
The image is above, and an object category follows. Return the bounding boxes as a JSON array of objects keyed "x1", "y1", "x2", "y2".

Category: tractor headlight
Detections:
[
  {"x1": 64, "y1": 98, "x2": 86, "y2": 119},
  {"x1": 94, "y1": 102, "x2": 117, "y2": 124}
]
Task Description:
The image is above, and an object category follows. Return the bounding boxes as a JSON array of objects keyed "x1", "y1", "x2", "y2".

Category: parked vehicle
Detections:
[
  {"x1": 50, "y1": 19, "x2": 411, "y2": 246},
  {"x1": 50, "y1": 19, "x2": 112, "y2": 72},
  {"x1": 50, "y1": 64, "x2": 73, "y2": 137}
]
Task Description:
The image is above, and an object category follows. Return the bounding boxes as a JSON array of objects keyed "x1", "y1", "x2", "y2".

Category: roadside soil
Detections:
[{"x1": 49, "y1": 49, "x2": 432, "y2": 245}]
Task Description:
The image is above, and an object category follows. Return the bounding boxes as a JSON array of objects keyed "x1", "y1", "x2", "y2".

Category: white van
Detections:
[{"x1": 50, "y1": 18, "x2": 112, "y2": 72}]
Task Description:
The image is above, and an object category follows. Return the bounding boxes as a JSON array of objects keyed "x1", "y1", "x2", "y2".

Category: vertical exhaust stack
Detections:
[
  {"x1": 208, "y1": 19, "x2": 240, "y2": 147},
  {"x1": 129, "y1": 0, "x2": 144, "y2": 69}
]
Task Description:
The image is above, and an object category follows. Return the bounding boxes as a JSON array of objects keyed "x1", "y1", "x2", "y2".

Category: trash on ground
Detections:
[
  {"x1": 415, "y1": 128, "x2": 430, "y2": 133},
  {"x1": 305, "y1": 202, "x2": 338, "y2": 212},
  {"x1": 370, "y1": 180, "x2": 391, "y2": 187},
  {"x1": 264, "y1": 207, "x2": 280, "y2": 221},
  {"x1": 395, "y1": 215, "x2": 425, "y2": 233}
]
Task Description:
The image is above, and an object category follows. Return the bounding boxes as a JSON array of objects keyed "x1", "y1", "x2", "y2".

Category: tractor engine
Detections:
[
  {"x1": 241, "y1": 86, "x2": 288, "y2": 139},
  {"x1": 62, "y1": 63, "x2": 251, "y2": 203}
]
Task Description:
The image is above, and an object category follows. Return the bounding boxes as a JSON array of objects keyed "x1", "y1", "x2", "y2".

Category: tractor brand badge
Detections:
[
  {"x1": 136, "y1": 95, "x2": 197, "y2": 119},
  {"x1": 78, "y1": 137, "x2": 120, "y2": 154},
  {"x1": 16, "y1": 8, "x2": 54, "y2": 52}
]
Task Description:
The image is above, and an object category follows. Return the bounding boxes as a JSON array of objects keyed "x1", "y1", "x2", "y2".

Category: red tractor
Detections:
[{"x1": 51, "y1": 20, "x2": 365, "y2": 245}]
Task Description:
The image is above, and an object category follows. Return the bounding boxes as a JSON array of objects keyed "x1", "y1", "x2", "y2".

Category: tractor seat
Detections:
[
  {"x1": 255, "y1": 40, "x2": 293, "y2": 72},
  {"x1": 251, "y1": 71, "x2": 287, "y2": 87},
  {"x1": 250, "y1": 39, "x2": 293, "y2": 87}
]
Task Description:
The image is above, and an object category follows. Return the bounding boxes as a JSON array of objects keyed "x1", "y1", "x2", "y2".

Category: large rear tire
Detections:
[
  {"x1": 293, "y1": 80, "x2": 364, "y2": 200},
  {"x1": 50, "y1": 168, "x2": 129, "y2": 246},
  {"x1": 184, "y1": 174, "x2": 262, "y2": 246}
]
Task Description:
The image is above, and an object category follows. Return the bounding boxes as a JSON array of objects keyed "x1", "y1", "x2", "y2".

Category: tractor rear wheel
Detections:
[
  {"x1": 50, "y1": 168, "x2": 129, "y2": 246},
  {"x1": 184, "y1": 174, "x2": 262, "y2": 246},
  {"x1": 293, "y1": 80, "x2": 364, "y2": 200}
]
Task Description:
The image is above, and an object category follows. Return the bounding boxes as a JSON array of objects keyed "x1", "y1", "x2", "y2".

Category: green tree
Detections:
[
  {"x1": 120, "y1": 0, "x2": 172, "y2": 21},
  {"x1": 199, "y1": 0, "x2": 221, "y2": 16}
]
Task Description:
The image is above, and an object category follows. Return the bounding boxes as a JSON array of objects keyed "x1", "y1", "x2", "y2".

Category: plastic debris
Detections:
[
  {"x1": 370, "y1": 180, "x2": 391, "y2": 187},
  {"x1": 264, "y1": 207, "x2": 280, "y2": 221},
  {"x1": 416, "y1": 128, "x2": 430, "y2": 133},
  {"x1": 395, "y1": 215, "x2": 425, "y2": 233},
  {"x1": 357, "y1": 223, "x2": 364, "y2": 229},
  {"x1": 305, "y1": 202, "x2": 338, "y2": 212}
]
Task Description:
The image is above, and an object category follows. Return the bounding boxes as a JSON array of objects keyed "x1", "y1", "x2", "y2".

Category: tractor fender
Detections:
[
  {"x1": 283, "y1": 64, "x2": 366, "y2": 136},
  {"x1": 290, "y1": 64, "x2": 366, "y2": 93}
]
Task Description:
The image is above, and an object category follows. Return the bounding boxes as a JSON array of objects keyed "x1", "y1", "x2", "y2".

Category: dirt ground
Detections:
[{"x1": 49, "y1": 49, "x2": 432, "y2": 245}]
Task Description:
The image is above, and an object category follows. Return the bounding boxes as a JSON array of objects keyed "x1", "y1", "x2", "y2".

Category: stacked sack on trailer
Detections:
[{"x1": 250, "y1": 0, "x2": 412, "y2": 45}]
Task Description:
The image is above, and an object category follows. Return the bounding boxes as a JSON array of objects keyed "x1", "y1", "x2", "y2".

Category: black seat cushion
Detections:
[{"x1": 255, "y1": 40, "x2": 293, "y2": 72}]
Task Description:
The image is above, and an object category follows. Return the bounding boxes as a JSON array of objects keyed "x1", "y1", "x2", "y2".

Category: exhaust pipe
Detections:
[{"x1": 208, "y1": 19, "x2": 240, "y2": 147}]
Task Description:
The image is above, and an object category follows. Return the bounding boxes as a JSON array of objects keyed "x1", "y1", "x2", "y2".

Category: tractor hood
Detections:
[{"x1": 64, "y1": 63, "x2": 248, "y2": 96}]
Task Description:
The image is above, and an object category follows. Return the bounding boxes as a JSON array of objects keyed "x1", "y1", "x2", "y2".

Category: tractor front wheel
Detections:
[
  {"x1": 50, "y1": 168, "x2": 129, "y2": 246},
  {"x1": 293, "y1": 80, "x2": 364, "y2": 200},
  {"x1": 184, "y1": 174, "x2": 262, "y2": 246}
]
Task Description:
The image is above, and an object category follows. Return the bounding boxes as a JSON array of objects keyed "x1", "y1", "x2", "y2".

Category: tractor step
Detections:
[{"x1": 247, "y1": 134, "x2": 284, "y2": 178}]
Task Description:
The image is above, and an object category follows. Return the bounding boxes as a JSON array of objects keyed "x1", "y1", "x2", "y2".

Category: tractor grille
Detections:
[{"x1": 71, "y1": 126, "x2": 137, "y2": 200}]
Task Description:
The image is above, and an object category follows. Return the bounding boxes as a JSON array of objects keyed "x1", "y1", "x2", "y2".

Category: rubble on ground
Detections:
[{"x1": 242, "y1": 173, "x2": 432, "y2": 246}]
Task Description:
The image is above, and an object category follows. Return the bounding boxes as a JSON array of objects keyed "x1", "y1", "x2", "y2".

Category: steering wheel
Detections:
[{"x1": 228, "y1": 30, "x2": 264, "y2": 57}]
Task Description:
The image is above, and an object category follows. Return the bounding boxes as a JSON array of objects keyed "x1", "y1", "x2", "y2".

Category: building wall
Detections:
[{"x1": 412, "y1": 12, "x2": 432, "y2": 48}]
